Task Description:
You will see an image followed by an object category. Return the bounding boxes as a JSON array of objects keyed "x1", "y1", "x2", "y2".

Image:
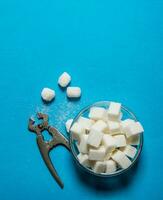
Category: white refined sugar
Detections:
[
  {"x1": 105, "y1": 160, "x2": 117, "y2": 174},
  {"x1": 127, "y1": 135, "x2": 140, "y2": 145},
  {"x1": 66, "y1": 87, "x2": 81, "y2": 98},
  {"x1": 58, "y1": 72, "x2": 71, "y2": 87},
  {"x1": 77, "y1": 117, "x2": 94, "y2": 132},
  {"x1": 93, "y1": 161, "x2": 106, "y2": 173},
  {"x1": 113, "y1": 135, "x2": 126, "y2": 147},
  {"x1": 108, "y1": 102, "x2": 121, "y2": 120},
  {"x1": 111, "y1": 150, "x2": 132, "y2": 169},
  {"x1": 87, "y1": 129, "x2": 103, "y2": 148},
  {"x1": 88, "y1": 146, "x2": 106, "y2": 161},
  {"x1": 77, "y1": 153, "x2": 91, "y2": 168},
  {"x1": 125, "y1": 122, "x2": 144, "y2": 138},
  {"x1": 120, "y1": 145, "x2": 137, "y2": 159},
  {"x1": 65, "y1": 119, "x2": 73, "y2": 133},
  {"x1": 41, "y1": 88, "x2": 55, "y2": 102},
  {"x1": 78, "y1": 134, "x2": 89, "y2": 154},
  {"x1": 91, "y1": 120, "x2": 107, "y2": 132},
  {"x1": 88, "y1": 107, "x2": 107, "y2": 121},
  {"x1": 102, "y1": 135, "x2": 117, "y2": 154},
  {"x1": 120, "y1": 119, "x2": 135, "y2": 134},
  {"x1": 70, "y1": 122, "x2": 85, "y2": 142},
  {"x1": 107, "y1": 120, "x2": 121, "y2": 134}
]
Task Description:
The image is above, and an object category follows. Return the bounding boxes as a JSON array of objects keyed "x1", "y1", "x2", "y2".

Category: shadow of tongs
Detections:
[{"x1": 28, "y1": 113, "x2": 70, "y2": 189}]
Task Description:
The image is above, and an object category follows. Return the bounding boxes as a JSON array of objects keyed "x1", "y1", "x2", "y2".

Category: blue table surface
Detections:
[{"x1": 0, "y1": 0, "x2": 163, "y2": 199}]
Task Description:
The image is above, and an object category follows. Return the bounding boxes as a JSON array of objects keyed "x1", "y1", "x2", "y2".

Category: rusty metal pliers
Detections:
[{"x1": 28, "y1": 113, "x2": 70, "y2": 189}]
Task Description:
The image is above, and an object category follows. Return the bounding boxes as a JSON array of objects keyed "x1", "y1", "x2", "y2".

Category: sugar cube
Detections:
[
  {"x1": 107, "y1": 121, "x2": 121, "y2": 134},
  {"x1": 91, "y1": 120, "x2": 107, "y2": 132},
  {"x1": 105, "y1": 160, "x2": 117, "y2": 174},
  {"x1": 114, "y1": 135, "x2": 126, "y2": 147},
  {"x1": 77, "y1": 153, "x2": 91, "y2": 168},
  {"x1": 93, "y1": 161, "x2": 106, "y2": 173},
  {"x1": 111, "y1": 150, "x2": 132, "y2": 169},
  {"x1": 127, "y1": 135, "x2": 140, "y2": 145},
  {"x1": 125, "y1": 122, "x2": 144, "y2": 138},
  {"x1": 41, "y1": 88, "x2": 55, "y2": 102},
  {"x1": 66, "y1": 87, "x2": 81, "y2": 98},
  {"x1": 102, "y1": 135, "x2": 117, "y2": 154},
  {"x1": 89, "y1": 107, "x2": 107, "y2": 121},
  {"x1": 87, "y1": 129, "x2": 103, "y2": 148},
  {"x1": 77, "y1": 117, "x2": 94, "y2": 132},
  {"x1": 120, "y1": 145, "x2": 137, "y2": 159},
  {"x1": 89, "y1": 146, "x2": 106, "y2": 161},
  {"x1": 65, "y1": 119, "x2": 73, "y2": 133},
  {"x1": 70, "y1": 122, "x2": 85, "y2": 142},
  {"x1": 58, "y1": 72, "x2": 71, "y2": 87},
  {"x1": 78, "y1": 134, "x2": 89, "y2": 154},
  {"x1": 108, "y1": 102, "x2": 121, "y2": 120}
]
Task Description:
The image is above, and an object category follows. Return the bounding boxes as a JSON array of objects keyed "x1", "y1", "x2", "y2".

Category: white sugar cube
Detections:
[
  {"x1": 91, "y1": 120, "x2": 107, "y2": 132},
  {"x1": 93, "y1": 161, "x2": 106, "y2": 173},
  {"x1": 87, "y1": 129, "x2": 103, "y2": 148},
  {"x1": 102, "y1": 135, "x2": 117, "y2": 154},
  {"x1": 41, "y1": 88, "x2": 55, "y2": 102},
  {"x1": 66, "y1": 87, "x2": 81, "y2": 98},
  {"x1": 108, "y1": 102, "x2": 121, "y2": 120},
  {"x1": 58, "y1": 72, "x2": 71, "y2": 87},
  {"x1": 78, "y1": 134, "x2": 89, "y2": 154},
  {"x1": 127, "y1": 135, "x2": 140, "y2": 145},
  {"x1": 111, "y1": 150, "x2": 132, "y2": 169},
  {"x1": 70, "y1": 122, "x2": 85, "y2": 142},
  {"x1": 77, "y1": 117, "x2": 94, "y2": 132},
  {"x1": 113, "y1": 135, "x2": 126, "y2": 147},
  {"x1": 120, "y1": 119, "x2": 135, "y2": 133},
  {"x1": 65, "y1": 119, "x2": 73, "y2": 133},
  {"x1": 105, "y1": 160, "x2": 117, "y2": 174},
  {"x1": 89, "y1": 107, "x2": 107, "y2": 121},
  {"x1": 107, "y1": 121, "x2": 121, "y2": 134},
  {"x1": 77, "y1": 153, "x2": 91, "y2": 168},
  {"x1": 89, "y1": 146, "x2": 106, "y2": 161},
  {"x1": 126, "y1": 122, "x2": 144, "y2": 138},
  {"x1": 120, "y1": 145, "x2": 137, "y2": 159}
]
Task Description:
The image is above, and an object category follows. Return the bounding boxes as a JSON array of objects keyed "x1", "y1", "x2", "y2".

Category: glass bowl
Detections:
[{"x1": 69, "y1": 101, "x2": 143, "y2": 177}]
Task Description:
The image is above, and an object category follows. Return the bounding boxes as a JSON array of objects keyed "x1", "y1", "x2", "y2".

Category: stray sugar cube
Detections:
[
  {"x1": 87, "y1": 129, "x2": 103, "y2": 148},
  {"x1": 58, "y1": 72, "x2": 71, "y2": 87},
  {"x1": 41, "y1": 88, "x2": 55, "y2": 102},
  {"x1": 65, "y1": 119, "x2": 73, "y2": 133},
  {"x1": 105, "y1": 159, "x2": 117, "y2": 174},
  {"x1": 114, "y1": 135, "x2": 127, "y2": 147},
  {"x1": 88, "y1": 146, "x2": 106, "y2": 161},
  {"x1": 66, "y1": 87, "x2": 81, "y2": 98}
]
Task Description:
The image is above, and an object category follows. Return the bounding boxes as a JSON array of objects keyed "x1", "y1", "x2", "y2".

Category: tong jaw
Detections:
[{"x1": 28, "y1": 112, "x2": 70, "y2": 189}]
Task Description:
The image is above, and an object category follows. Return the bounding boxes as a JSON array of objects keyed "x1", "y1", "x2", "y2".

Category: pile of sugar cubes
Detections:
[{"x1": 66, "y1": 102, "x2": 144, "y2": 174}]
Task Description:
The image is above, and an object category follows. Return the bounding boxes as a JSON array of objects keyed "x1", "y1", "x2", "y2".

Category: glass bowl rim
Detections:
[{"x1": 69, "y1": 101, "x2": 144, "y2": 178}]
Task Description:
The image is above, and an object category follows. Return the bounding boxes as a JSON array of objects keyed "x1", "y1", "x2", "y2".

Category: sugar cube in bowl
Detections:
[{"x1": 69, "y1": 101, "x2": 144, "y2": 177}]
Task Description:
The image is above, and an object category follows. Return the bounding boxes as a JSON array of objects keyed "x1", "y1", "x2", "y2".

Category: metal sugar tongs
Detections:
[{"x1": 28, "y1": 113, "x2": 70, "y2": 189}]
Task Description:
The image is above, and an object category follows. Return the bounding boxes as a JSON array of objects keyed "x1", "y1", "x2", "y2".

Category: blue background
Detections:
[{"x1": 0, "y1": 0, "x2": 163, "y2": 199}]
